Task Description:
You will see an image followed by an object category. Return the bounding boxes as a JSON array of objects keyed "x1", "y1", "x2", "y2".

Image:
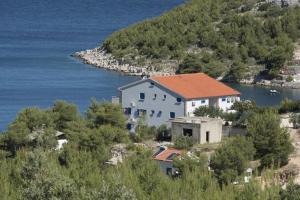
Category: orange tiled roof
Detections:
[
  {"x1": 151, "y1": 73, "x2": 240, "y2": 99},
  {"x1": 153, "y1": 148, "x2": 182, "y2": 162}
]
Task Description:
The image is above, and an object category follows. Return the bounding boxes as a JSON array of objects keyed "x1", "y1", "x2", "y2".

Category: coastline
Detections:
[
  {"x1": 74, "y1": 48, "x2": 300, "y2": 89},
  {"x1": 73, "y1": 48, "x2": 176, "y2": 76}
]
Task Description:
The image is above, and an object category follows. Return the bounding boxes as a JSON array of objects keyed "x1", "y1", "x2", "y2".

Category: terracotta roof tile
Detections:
[
  {"x1": 151, "y1": 73, "x2": 240, "y2": 99},
  {"x1": 153, "y1": 148, "x2": 182, "y2": 162}
]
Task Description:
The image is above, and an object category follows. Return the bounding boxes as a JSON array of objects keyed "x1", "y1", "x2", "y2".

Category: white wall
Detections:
[
  {"x1": 121, "y1": 79, "x2": 185, "y2": 127},
  {"x1": 185, "y1": 96, "x2": 240, "y2": 116},
  {"x1": 185, "y1": 99, "x2": 209, "y2": 117},
  {"x1": 200, "y1": 120, "x2": 222, "y2": 144},
  {"x1": 218, "y1": 96, "x2": 240, "y2": 111}
]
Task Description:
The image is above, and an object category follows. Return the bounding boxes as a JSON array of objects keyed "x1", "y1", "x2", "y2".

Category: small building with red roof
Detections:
[
  {"x1": 153, "y1": 146, "x2": 183, "y2": 175},
  {"x1": 118, "y1": 73, "x2": 240, "y2": 131}
]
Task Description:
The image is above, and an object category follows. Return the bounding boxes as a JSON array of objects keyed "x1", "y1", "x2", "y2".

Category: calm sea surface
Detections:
[{"x1": 0, "y1": 0, "x2": 300, "y2": 131}]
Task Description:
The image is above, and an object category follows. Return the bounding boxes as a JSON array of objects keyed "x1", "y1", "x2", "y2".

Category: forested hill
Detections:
[{"x1": 101, "y1": 0, "x2": 300, "y2": 81}]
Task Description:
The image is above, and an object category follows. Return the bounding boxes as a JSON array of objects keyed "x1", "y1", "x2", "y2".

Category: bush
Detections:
[
  {"x1": 194, "y1": 106, "x2": 224, "y2": 118},
  {"x1": 286, "y1": 75, "x2": 294, "y2": 82},
  {"x1": 247, "y1": 109, "x2": 294, "y2": 168},
  {"x1": 174, "y1": 136, "x2": 194, "y2": 150},
  {"x1": 278, "y1": 99, "x2": 300, "y2": 114},
  {"x1": 52, "y1": 100, "x2": 80, "y2": 130},
  {"x1": 280, "y1": 183, "x2": 300, "y2": 200},
  {"x1": 210, "y1": 136, "x2": 255, "y2": 185},
  {"x1": 156, "y1": 125, "x2": 171, "y2": 141},
  {"x1": 232, "y1": 101, "x2": 257, "y2": 113},
  {"x1": 86, "y1": 99, "x2": 126, "y2": 129}
]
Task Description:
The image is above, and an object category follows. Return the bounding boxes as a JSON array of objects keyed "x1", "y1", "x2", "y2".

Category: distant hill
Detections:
[{"x1": 96, "y1": 0, "x2": 300, "y2": 82}]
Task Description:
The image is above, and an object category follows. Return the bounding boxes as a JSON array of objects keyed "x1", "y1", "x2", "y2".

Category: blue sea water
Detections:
[
  {"x1": 0, "y1": 0, "x2": 184, "y2": 131},
  {"x1": 1, "y1": 0, "x2": 300, "y2": 131}
]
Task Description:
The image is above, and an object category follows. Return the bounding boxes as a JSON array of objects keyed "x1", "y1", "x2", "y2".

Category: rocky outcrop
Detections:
[
  {"x1": 256, "y1": 79, "x2": 300, "y2": 88},
  {"x1": 74, "y1": 48, "x2": 176, "y2": 76},
  {"x1": 267, "y1": 0, "x2": 300, "y2": 7}
]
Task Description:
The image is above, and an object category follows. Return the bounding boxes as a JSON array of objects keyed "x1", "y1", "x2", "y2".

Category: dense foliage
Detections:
[
  {"x1": 102, "y1": 0, "x2": 300, "y2": 80},
  {"x1": 278, "y1": 98, "x2": 300, "y2": 114},
  {"x1": 0, "y1": 100, "x2": 295, "y2": 199},
  {"x1": 195, "y1": 103, "x2": 294, "y2": 183},
  {"x1": 280, "y1": 183, "x2": 300, "y2": 200},
  {"x1": 247, "y1": 109, "x2": 294, "y2": 168},
  {"x1": 210, "y1": 136, "x2": 255, "y2": 185},
  {"x1": 194, "y1": 101, "x2": 257, "y2": 127},
  {"x1": 194, "y1": 106, "x2": 224, "y2": 118}
]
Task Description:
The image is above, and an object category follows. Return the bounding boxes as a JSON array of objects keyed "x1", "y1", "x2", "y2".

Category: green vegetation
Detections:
[
  {"x1": 194, "y1": 106, "x2": 224, "y2": 118},
  {"x1": 0, "y1": 100, "x2": 296, "y2": 199},
  {"x1": 247, "y1": 109, "x2": 294, "y2": 168},
  {"x1": 194, "y1": 101, "x2": 257, "y2": 127},
  {"x1": 210, "y1": 136, "x2": 255, "y2": 185},
  {"x1": 194, "y1": 102, "x2": 293, "y2": 182},
  {"x1": 278, "y1": 98, "x2": 300, "y2": 114},
  {"x1": 280, "y1": 183, "x2": 300, "y2": 200},
  {"x1": 174, "y1": 135, "x2": 194, "y2": 150},
  {"x1": 102, "y1": 0, "x2": 300, "y2": 81}
]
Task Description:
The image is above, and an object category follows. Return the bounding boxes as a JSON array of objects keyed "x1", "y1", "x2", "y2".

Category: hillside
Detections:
[{"x1": 76, "y1": 0, "x2": 300, "y2": 82}]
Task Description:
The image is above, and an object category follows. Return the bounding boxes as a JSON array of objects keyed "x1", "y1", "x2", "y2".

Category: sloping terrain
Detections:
[{"x1": 95, "y1": 0, "x2": 300, "y2": 81}]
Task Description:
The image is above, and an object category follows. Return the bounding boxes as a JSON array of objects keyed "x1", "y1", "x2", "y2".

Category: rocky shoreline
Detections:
[
  {"x1": 239, "y1": 78, "x2": 300, "y2": 89},
  {"x1": 74, "y1": 48, "x2": 300, "y2": 89},
  {"x1": 73, "y1": 48, "x2": 176, "y2": 76},
  {"x1": 255, "y1": 79, "x2": 300, "y2": 89}
]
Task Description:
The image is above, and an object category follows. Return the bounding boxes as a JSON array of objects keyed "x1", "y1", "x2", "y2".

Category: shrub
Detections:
[
  {"x1": 286, "y1": 75, "x2": 294, "y2": 82},
  {"x1": 280, "y1": 183, "x2": 300, "y2": 200},
  {"x1": 194, "y1": 106, "x2": 223, "y2": 118},
  {"x1": 210, "y1": 136, "x2": 255, "y2": 185},
  {"x1": 174, "y1": 136, "x2": 194, "y2": 150},
  {"x1": 278, "y1": 99, "x2": 300, "y2": 114},
  {"x1": 247, "y1": 109, "x2": 294, "y2": 168},
  {"x1": 156, "y1": 125, "x2": 171, "y2": 141}
]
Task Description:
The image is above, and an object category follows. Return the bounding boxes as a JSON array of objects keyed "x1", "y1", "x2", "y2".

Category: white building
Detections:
[
  {"x1": 119, "y1": 73, "x2": 240, "y2": 131},
  {"x1": 171, "y1": 117, "x2": 223, "y2": 144}
]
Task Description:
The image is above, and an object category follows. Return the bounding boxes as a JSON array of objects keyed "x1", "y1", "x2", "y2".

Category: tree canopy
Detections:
[
  {"x1": 102, "y1": 0, "x2": 300, "y2": 81},
  {"x1": 0, "y1": 99, "x2": 294, "y2": 199}
]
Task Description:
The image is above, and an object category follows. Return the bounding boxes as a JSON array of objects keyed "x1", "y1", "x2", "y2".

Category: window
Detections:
[
  {"x1": 201, "y1": 100, "x2": 206, "y2": 104},
  {"x1": 163, "y1": 94, "x2": 167, "y2": 100},
  {"x1": 192, "y1": 102, "x2": 196, "y2": 107},
  {"x1": 206, "y1": 131, "x2": 210, "y2": 143},
  {"x1": 124, "y1": 107, "x2": 131, "y2": 115},
  {"x1": 153, "y1": 94, "x2": 157, "y2": 99},
  {"x1": 170, "y1": 112, "x2": 176, "y2": 119},
  {"x1": 183, "y1": 128, "x2": 193, "y2": 137},
  {"x1": 149, "y1": 82, "x2": 154, "y2": 88},
  {"x1": 157, "y1": 111, "x2": 162, "y2": 117},
  {"x1": 150, "y1": 110, "x2": 155, "y2": 116},
  {"x1": 140, "y1": 93, "x2": 145, "y2": 100},
  {"x1": 222, "y1": 98, "x2": 226, "y2": 102},
  {"x1": 126, "y1": 123, "x2": 132, "y2": 130},
  {"x1": 227, "y1": 98, "x2": 230, "y2": 103},
  {"x1": 138, "y1": 109, "x2": 147, "y2": 117},
  {"x1": 176, "y1": 98, "x2": 182, "y2": 103},
  {"x1": 166, "y1": 168, "x2": 173, "y2": 176}
]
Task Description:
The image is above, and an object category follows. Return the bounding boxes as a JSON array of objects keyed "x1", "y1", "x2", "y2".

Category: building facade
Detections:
[
  {"x1": 171, "y1": 117, "x2": 223, "y2": 144},
  {"x1": 119, "y1": 73, "x2": 240, "y2": 131}
]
